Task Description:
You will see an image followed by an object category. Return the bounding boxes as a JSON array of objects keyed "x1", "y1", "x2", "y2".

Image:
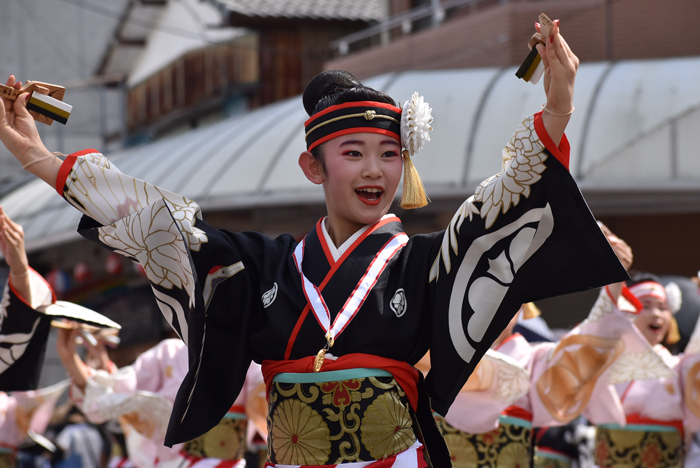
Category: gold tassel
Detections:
[
  {"x1": 399, "y1": 150, "x2": 429, "y2": 209},
  {"x1": 521, "y1": 302, "x2": 541, "y2": 320},
  {"x1": 666, "y1": 317, "x2": 681, "y2": 345}
]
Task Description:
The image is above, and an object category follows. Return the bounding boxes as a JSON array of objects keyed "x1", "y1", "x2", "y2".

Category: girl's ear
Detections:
[{"x1": 299, "y1": 151, "x2": 325, "y2": 185}]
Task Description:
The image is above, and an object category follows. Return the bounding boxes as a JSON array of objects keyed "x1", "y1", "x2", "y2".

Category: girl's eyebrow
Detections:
[
  {"x1": 338, "y1": 139, "x2": 365, "y2": 147},
  {"x1": 338, "y1": 139, "x2": 401, "y2": 147}
]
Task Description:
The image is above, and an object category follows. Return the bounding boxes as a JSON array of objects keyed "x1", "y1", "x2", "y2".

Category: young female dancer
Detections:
[{"x1": 0, "y1": 20, "x2": 628, "y2": 467}]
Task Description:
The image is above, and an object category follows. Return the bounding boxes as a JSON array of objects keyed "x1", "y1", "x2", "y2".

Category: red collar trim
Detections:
[{"x1": 284, "y1": 215, "x2": 401, "y2": 359}]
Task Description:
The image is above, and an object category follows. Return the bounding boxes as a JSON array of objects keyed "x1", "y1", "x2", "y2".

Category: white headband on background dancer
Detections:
[{"x1": 628, "y1": 280, "x2": 681, "y2": 344}]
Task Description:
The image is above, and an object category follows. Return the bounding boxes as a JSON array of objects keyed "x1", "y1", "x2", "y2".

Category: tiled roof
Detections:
[{"x1": 214, "y1": 0, "x2": 388, "y2": 21}]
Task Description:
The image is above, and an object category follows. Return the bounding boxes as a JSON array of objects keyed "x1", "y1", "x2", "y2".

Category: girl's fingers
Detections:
[
  {"x1": 536, "y1": 43, "x2": 549, "y2": 69},
  {"x1": 546, "y1": 35, "x2": 560, "y2": 66},
  {"x1": 14, "y1": 93, "x2": 32, "y2": 120},
  {"x1": 3, "y1": 211, "x2": 22, "y2": 233}
]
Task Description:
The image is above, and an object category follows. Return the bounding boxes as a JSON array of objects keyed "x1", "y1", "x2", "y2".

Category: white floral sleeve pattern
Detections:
[
  {"x1": 63, "y1": 153, "x2": 208, "y2": 252},
  {"x1": 430, "y1": 115, "x2": 548, "y2": 281},
  {"x1": 62, "y1": 153, "x2": 208, "y2": 340}
]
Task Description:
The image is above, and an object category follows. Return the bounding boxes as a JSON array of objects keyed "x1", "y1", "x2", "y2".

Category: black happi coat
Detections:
[
  {"x1": 0, "y1": 272, "x2": 54, "y2": 391},
  {"x1": 59, "y1": 114, "x2": 628, "y2": 447}
]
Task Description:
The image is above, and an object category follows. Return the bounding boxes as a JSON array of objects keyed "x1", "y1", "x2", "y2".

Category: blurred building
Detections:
[
  {"x1": 0, "y1": 0, "x2": 129, "y2": 192},
  {"x1": 327, "y1": 0, "x2": 700, "y2": 77}
]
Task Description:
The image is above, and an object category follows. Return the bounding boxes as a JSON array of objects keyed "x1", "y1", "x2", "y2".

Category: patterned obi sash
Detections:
[
  {"x1": 594, "y1": 416, "x2": 683, "y2": 468},
  {"x1": 534, "y1": 448, "x2": 572, "y2": 468},
  {"x1": 436, "y1": 406, "x2": 532, "y2": 468},
  {"x1": 0, "y1": 445, "x2": 15, "y2": 468},
  {"x1": 266, "y1": 368, "x2": 418, "y2": 465},
  {"x1": 182, "y1": 405, "x2": 247, "y2": 461}
]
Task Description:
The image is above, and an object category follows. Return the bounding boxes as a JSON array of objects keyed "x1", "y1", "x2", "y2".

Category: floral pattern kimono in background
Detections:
[
  {"x1": 420, "y1": 287, "x2": 670, "y2": 468},
  {"x1": 54, "y1": 112, "x2": 628, "y2": 467},
  {"x1": 592, "y1": 286, "x2": 700, "y2": 468},
  {"x1": 71, "y1": 339, "x2": 265, "y2": 468}
]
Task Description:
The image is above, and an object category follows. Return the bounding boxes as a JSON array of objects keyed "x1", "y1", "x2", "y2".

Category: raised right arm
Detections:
[{"x1": 0, "y1": 75, "x2": 62, "y2": 187}]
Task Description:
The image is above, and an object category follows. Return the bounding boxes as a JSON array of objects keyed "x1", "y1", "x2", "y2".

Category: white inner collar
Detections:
[{"x1": 321, "y1": 214, "x2": 394, "y2": 262}]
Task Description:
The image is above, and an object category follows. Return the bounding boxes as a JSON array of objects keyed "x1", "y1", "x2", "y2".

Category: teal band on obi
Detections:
[
  {"x1": 0, "y1": 446, "x2": 14, "y2": 454},
  {"x1": 272, "y1": 368, "x2": 392, "y2": 383},
  {"x1": 598, "y1": 423, "x2": 679, "y2": 433},
  {"x1": 498, "y1": 414, "x2": 532, "y2": 429},
  {"x1": 535, "y1": 448, "x2": 572, "y2": 463},
  {"x1": 224, "y1": 411, "x2": 246, "y2": 420}
]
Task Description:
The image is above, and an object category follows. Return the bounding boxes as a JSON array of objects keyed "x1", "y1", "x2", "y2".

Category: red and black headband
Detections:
[{"x1": 304, "y1": 101, "x2": 402, "y2": 151}]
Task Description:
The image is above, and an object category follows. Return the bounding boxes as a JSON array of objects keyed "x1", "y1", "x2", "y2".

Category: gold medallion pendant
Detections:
[{"x1": 314, "y1": 349, "x2": 326, "y2": 372}]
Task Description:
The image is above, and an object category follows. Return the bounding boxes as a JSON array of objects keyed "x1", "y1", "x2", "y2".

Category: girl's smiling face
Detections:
[
  {"x1": 300, "y1": 132, "x2": 403, "y2": 245},
  {"x1": 634, "y1": 295, "x2": 672, "y2": 346}
]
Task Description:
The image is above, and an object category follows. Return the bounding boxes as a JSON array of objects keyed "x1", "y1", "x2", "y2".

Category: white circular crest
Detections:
[{"x1": 390, "y1": 288, "x2": 407, "y2": 318}]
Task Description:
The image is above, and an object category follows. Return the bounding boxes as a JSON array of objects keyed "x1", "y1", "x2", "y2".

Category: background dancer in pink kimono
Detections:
[
  {"x1": 590, "y1": 272, "x2": 700, "y2": 468},
  {"x1": 0, "y1": 19, "x2": 631, "y2": 468},
  {"x1": 56, "y1": 322, "x2": 265, "y2": 468}
]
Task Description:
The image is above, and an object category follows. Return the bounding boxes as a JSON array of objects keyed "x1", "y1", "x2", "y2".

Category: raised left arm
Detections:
[
  {"x1": 0, "y1": 207, "x2": 30, "y2": 302},
  {"x1": 535, "y1": 19, "x2": 579, "y2": 146}
]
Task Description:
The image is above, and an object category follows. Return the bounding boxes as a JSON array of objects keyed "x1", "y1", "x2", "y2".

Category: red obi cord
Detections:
[
  {"x1": 626, "y1": 414, "x2": 684, "y2": 438},
  {"x1": 262, "y1": 353, "x2": 420, "y2": 410},
  {"x1": 502, "y1": 405, "x2": 533, "y2": 422}
]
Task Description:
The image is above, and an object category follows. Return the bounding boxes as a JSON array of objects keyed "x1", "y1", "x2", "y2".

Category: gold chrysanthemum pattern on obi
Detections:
[
  {"x1": 437, "y1": 416, "x2": 531, "y2": 468},
  {"x1": 183, "y1": 418, "x2": 247, "y2": 460},
  {"x1": 267, "y1": 376, "x2": 416, "y2": 464},
  {"x1": 360, "y1": 392, "x2": 415, "y2": 460},
  {"x1": 441, "y1": 433, "x2": 478, "y2": 468},
  {"x1": 0, "y1": 453, "x2": 14, "y2": 468},
  {"x1": 533, "y1": 453, "x2": 571, "y2": 468},
  {"x1": 430, "y1": 115, "x2": 547, "y2": 281},
  {"x1": 270, "y1": 399, "x2": 331, "y2": 465},
  {"x1": 595, "y1": 426, "x2": 682, "y2": 468}
]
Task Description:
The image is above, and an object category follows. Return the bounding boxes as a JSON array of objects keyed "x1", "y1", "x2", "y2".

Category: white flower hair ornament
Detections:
[
  {"x1": 665, "y1": 282, "x2": 683, "y2": 314},
  {"x1": 399, "y1": 92, "x2": 433, "y2": 209}
]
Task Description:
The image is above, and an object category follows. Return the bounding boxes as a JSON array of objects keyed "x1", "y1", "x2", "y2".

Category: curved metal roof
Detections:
[{"x1": 5, "y1": 56, "x2": 700, "y2": 252}]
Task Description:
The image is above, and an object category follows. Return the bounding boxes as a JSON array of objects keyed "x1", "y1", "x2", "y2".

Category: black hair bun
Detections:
[
  {"x1": 627, "y1": 272, "x2": 662, "y2": 288},
  {"x1": 303, "y1": 70, "x2": 362, "y2": 116}
]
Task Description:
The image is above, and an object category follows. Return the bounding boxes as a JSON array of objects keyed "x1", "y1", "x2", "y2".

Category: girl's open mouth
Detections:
[{"x1": 356, "y1": 187, "x2": 383, "y2": 206}]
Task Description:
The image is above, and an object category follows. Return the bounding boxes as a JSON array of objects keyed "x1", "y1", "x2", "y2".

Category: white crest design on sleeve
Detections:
[
  {"x1": 262, "y1": 282, "x2": 278, "y2": 309},
  {"x1": 0, "y1": 318, "x2": 41, "y2": 374},
  {"x1": 202, "y1": 262, "x2": 246, "y2": 311},
  {"x1": 0, "y1": 286, "x2": 10, "y2": 329},
  {"x1": 448, "y1": 204, "x2": 554, "y2": 363}
]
